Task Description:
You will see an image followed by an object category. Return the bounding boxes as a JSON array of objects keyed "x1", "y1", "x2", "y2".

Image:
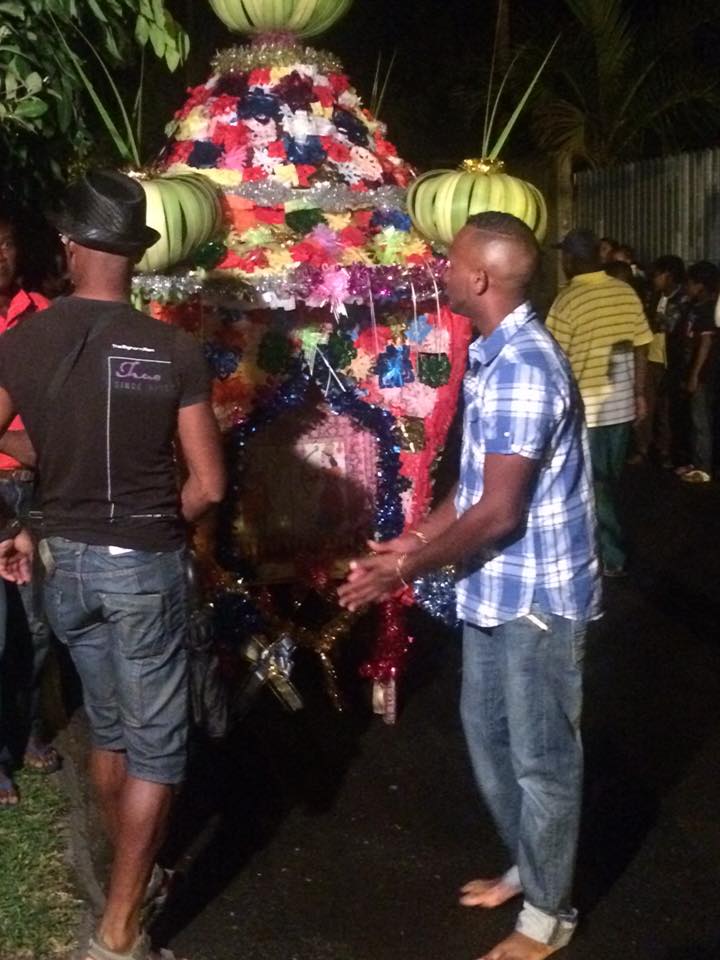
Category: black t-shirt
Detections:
[
  {"x1": 0, "y1": 297, "x2": 210, "y2": 550},
  {"x1": 679, "y1": 300, "x2": 718, "y2": 384}
]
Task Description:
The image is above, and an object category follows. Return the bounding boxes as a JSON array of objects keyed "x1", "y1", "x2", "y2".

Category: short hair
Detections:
[
  {"x1": 605, "y1": 261, "x2": 633, "y2": 284},
  {"x1": 615, "y1": 243, "x2": 636, "y2": 262},
  {"x1": 652, "y1": 254, "x2": 685, "y2": 286},
  {"x1": 687, "y1": 260, "x2": 720, "y2": 293},
  {"x1": 600, "y1": 236, "x2": 618, "y2": 249},
  {"x1": 465, "y1": 211, "x2": 539, "y2": 250}
]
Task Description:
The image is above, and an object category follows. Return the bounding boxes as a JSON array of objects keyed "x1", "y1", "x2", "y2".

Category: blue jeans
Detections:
[
  {"x1": 461, "y1": 611, "x2": 586, "y2": 947},
  {"x1": 0, "y1": 477, "x2": 53, "y2": 765},
  {"x1": 690, "y1": 383, "x2": 715, "y2": 473},
  {"x1": 42, "y1": 538, "x2": 189, "y2": 785}
]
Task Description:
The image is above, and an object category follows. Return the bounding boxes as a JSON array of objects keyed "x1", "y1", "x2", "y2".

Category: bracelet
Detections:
[
  {"x1": 396, "y1": 552, "x2": 410, "y2": 589},
  {"x1": 409, "y1": 529, "x2": 429, "y2": 545}
]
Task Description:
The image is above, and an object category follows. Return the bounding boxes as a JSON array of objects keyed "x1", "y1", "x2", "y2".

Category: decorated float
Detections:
[{"x1": 130, "y1": 0, "x2": 548, "y2": 724}]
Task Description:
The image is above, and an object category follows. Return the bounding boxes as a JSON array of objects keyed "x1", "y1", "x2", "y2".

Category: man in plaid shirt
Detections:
[{"x1": 340, "y1": 212, "x2": 601, "y2": 960}]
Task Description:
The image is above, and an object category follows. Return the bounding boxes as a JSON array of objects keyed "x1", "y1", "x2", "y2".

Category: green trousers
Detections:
[{"x1": 588, "y1": 422, "x2": 632, "y2": 571}]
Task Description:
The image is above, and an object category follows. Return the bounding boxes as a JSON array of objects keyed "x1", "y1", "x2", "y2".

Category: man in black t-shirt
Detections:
[{"x1": 0, "y1": 171, "x2": 225, "y2": 960}]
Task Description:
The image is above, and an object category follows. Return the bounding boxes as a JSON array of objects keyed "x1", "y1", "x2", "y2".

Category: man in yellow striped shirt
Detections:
[{"x1": 547, "y1": 230, "x2": 652, "y2": 576}]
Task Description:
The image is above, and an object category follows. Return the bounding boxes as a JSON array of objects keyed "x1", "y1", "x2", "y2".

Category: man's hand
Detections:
[
  {"x1": 685, "y1": 375, "x2": 699, "y2": 395},
  {"x1": 635, "y1": 393, "x2": 648, "y2": 423},
  {"x1": 0, "y1": 528, "x2": 33, "y2": 584},
  {"x1": 337, "y1": 548, "x2": 406, "y2": 612}
]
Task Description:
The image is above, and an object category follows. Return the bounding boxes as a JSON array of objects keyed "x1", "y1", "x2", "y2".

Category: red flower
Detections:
[
  {"x1": 406, "y1": 252, "x2": 430, "y2": 265},
  {"x1": 212, "y1": 123, "x2": 250, "y2": 152},
  {"x1": 353, "y1": 211, "x2": 373, "y2": 229},
  {"x1": 248, "y1": 67, "x2": 271, "y2": 86},
  {"x1": 320, "y1": 137, "x2": 351, "y2": 163},
  {"x1": 218, "y1": 248, "x2": 268, "y2": 272},
  {"x1": 313, "y1": 85, "x2": 335, "y2": 108},
  {"x1": 374, "y1": 136, "x2": 398, "y2": 158},
  {"x1": 295, "y1": 164, "x2": 316, "y2": 187},
  {"x1": 350, "y1": 182, "x2": 369, "y2": 193},
  {"x1": 209, "y1": 94, "x2": 240, "y2": 118},
  {"x1": 256, "y1": 207, "x2": 285, "y2": 224},
  {"x1": 290, "y1": 240, "x2": 332, "y2": 267},
  {"x1": 175, "y1": 83, "x2": 212, "y2": 119},
  {"x1": 167, "y1": 141, "x2": 194, "y2": 166},
  {"x1": 266, "y1": 140, "x2": 287, "y2": 159},
  {"x1": 242, "y1": 166, "x2": 266, "y2": 182},
  {"x1": 339, "y1": 226, "x2": 367, "y2": 247},
  {"x1": 327, "y1": 73, "x2": 350, "y2": 95}
]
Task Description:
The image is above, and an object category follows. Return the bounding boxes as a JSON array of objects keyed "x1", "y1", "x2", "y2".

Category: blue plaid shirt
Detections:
[{"x1": 455, "y1": 302, "x2": 601, "y2": 627}]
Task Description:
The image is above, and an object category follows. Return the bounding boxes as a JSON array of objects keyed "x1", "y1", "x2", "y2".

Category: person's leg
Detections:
[
  {"x1": 631, "y1": 362, "x2": 659, "y2": 460},
  {"x1": 654, "y1": 368, "x2": 672, "y2": 464},
  {"x1": 17, "y1": 578, "x2": 57, "y2": 768},
  {"x1": 478, "y1": 612, "x2": 585, "y2": 960},
  {"x1": 460, "y1": 620, "x2": 523, "y2": 907},
  {"x1": 91, "y1": 547, "x2": 188, "y2": 956},
  {"x1": 588, "y1": 424, "x2": 630, "y2": 571},
  {"x1": 90, "y1": 747, "x2": 129, "y2": 838},
  {"x1": 0, "y1": 577, "x2": 15, "y2": 806},
  {"x1": 690, "y1": 384, "x2": 713, "y2": 475}
]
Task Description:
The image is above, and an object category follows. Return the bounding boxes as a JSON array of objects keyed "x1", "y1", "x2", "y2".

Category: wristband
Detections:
[
  {"x1": 409, "y1": 529, "x2": 429, "y2": 545},
  {"x1": 0, "y1": 518, "x2": 22, "y2": 542}
]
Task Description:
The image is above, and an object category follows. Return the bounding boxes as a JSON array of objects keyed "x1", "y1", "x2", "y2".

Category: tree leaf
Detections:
[{"x1": 14, "y1": 97, "x2": 49, "y2": 118}]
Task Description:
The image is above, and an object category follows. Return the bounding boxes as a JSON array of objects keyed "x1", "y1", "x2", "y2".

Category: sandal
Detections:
[
  {"x1": 23, "y1": 739, "x2": 61, "y2": 774},
  {"x1": 0, "y1": 764, "x2": 19, "y2": 808},
  {"x1": 142, "y1": 864, "x2": 179, "y2": 927},
  {"x1": 86, "y1": 931, "x2": 183, "y2": 960}
]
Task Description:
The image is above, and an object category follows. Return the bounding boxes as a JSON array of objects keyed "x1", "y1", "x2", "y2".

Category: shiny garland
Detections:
[
  {"x1": 132, "y1": 259, "x2": 446, "y2": 310},
  {"x1": 213, "y1": 42, "x2": 343, "y2": 75},
  {"x1": 218, "y1": 181, "x2": 408, "y2": 212}
]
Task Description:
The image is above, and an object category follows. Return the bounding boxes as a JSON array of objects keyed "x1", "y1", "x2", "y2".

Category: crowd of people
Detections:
[
  {"x1": 0, "y1": 169, "x2": 717, "y2": 960},
  {"x1": 601, "y1": 235, "x2": 720, "y2": 485}
]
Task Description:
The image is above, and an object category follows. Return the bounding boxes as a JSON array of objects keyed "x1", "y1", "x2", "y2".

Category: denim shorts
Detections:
[{"x1": 41, "y1": 537, "x2": 189, "y2": 784}]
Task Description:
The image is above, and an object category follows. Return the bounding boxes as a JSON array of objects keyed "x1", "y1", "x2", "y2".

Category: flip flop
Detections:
[
  {"x1": 86, "y1": 932, "x2": 183, "y2": 960},
  {"x1": 23, "y1": 740, "x2": 61, "y2": 774}
]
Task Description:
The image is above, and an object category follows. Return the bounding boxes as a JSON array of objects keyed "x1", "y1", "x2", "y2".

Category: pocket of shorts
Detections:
[{"x1": 103, "y1": 592, "x2": 167, "y2": 660}]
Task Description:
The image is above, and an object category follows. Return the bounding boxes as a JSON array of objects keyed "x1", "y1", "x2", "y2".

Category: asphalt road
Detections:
[{"x1": 150, "y1": 465, "x2": 720, "y2": 960}]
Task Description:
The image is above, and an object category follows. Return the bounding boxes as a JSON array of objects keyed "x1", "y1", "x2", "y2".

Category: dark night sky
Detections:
[{"x1": 152, "y1": 0, "x2": 720, "y2": 171}]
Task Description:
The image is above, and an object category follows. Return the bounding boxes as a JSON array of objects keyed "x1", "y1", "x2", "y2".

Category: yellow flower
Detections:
[
  {"x1": 274, "y1": 164, "x2": 299, "y2": 187},
  {"x1": 311, "y1": 102, "x2": 333, "y2": 119},
  {"x1": 266, "y1": 247, "x2": 294, "y2": 270},
  {"x1": 270, "y1": 66, "x2": 292, "y2": 83},
  {"x1": 341, "y1": 247, "x2": 374, "y2": 266},
  {"x1": 325, "y1": 212, "x2": 353, "y2": 231},
  {"x1": 176, "y1": 105, "x2": 210, "y2": 141}
]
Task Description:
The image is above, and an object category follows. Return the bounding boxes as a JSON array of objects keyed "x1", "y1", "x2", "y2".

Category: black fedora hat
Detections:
[{"x1": 48, "y1": 169, "x2": 160, "y2": 256}]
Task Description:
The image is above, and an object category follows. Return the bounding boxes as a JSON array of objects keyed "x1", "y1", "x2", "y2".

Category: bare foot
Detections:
[
  {"x1": 460, "y1": 869, "x2": 522, "y2": 908},
  {"x1": 0, "y1": 765, "x2": 19, "y2": 807},
  {"x1": 479, "y1": 931, "x2": 563, "y2": 960}
]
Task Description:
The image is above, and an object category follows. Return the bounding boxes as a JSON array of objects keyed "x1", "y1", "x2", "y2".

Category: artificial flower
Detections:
[
  {"x1": 338, "y1": 225, "x2": 367, "y2": 247},
  {"x1": 265, "y1": 247, "x2": 294, "y2": 270},
  {"x1": 324, "y1": 212, "x2": 353, "y2": 231},
  {"x1": 332, "y1": 108, "x2": 369, "y2": 147},
  {"x1": 313, "y1": 85, "x2": 334, "y2": 108},
  {"x1": 224, "y1": 145, "x2": 250, "y2": 170},
  {"x1": 245, "y1": 117, "x2": 278, "y2": 147},
  {"x1": 214, "y1": 74, "x2": 249, "y2": 98},
  {"x1": 188, "y1": 141, "x2": 223, "y2": 168},
  {"x1": 175, "y1": 83, "x2": 213, "y2": 119},
  {"x1": 320, "y1": 137, "x2": 352, "y2": 164},
  {"x1": 327, "y1": 73, "x2": 350, "y2": 95},
  {"x1": 176, "y1": 105, "x2": 211, "y2": 141},
  {"x1": 166, "y1": 141, "x2": 194, "y2": 167},
  {"x1": 255, "y1": 207, "x2": 286, "y2": 225},
  {"x1": 237, "y1": 92, "x2": 281, "y2": 120},
  {"x1": 296, "y1": 164, "x2": 316, "y2": 187},
  {"x1": 270, "y1": 65, "x2": 292, "y2": 84},
  {"x1": 346, "y1": 348, "x2": 374, "y2": 380},
  {"x1": 284, "y1": 134, "x2": 326, "y2": 166},
  {"x1": 374, "y1": 136, "x2": 398, "y2": 158},
  {"x1": 350, "y1": 145, "x2": 383, "y2": 182},
  {"x1": 248, "y1": 67, "x2": 272, "y2": 87},
  {"x1": 273, "y1": 164, "x2": 300, "y2": 186},
  {"x1": 274, "y1": 71, "x2": 315, "y2": 111},
  {"x1": 209, "y1": 94, "x2": 240, "y2": 118},
  {"x1": 242, "y1": 166, "x2": 266, "y2": 182}
]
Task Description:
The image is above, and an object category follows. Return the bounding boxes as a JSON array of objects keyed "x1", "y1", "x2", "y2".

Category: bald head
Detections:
[{"x1": 445, "y1": 212, "x2": 540, "y2": 327}]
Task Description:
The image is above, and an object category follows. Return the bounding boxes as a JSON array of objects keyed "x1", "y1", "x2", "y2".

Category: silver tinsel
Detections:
[{"x1": 220, "y1": 180, "x2": 408, "y2": 213}]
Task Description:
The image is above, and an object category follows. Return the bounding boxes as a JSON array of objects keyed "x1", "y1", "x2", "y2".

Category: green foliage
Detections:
[
  {"x1": 0, "y1": 771, "x2": 82, "y2": 959},
  {"x1": 532, "y1": 0, "x2": 720, "y2": 167},
  {"x1": 0, "y1": 0, "x2": 188, "y2": 200}
]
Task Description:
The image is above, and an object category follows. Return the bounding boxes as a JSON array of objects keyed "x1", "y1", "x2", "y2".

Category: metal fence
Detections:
[{"x1": 574, "y1": 148, "x2": 720, "y2": 267}]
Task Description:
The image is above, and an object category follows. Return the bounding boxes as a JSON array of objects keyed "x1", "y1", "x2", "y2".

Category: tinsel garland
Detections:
[
  {"x1": 133, "y1": 259, "x2": 447, "y2": 309},
  {"x1": 216, "y1": 181, "x2": 408, "y2": 212},
  {"x1": 213, "y1": 42, "x2": 343, "y2": 76}
]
